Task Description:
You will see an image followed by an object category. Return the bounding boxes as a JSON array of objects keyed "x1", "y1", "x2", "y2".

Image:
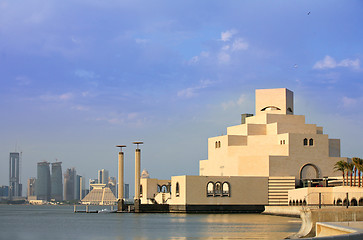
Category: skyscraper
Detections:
[
  {"x1": 27, "y1": 177, "x2": 36, "y2": 199},
  {"x1": 35, "y1": 161, "x2": 51, "y2": 201},
  {"x1": 98, "y1": 169, "x2": 109, "y2": 184},
  {"x1": 79, "y1": 176, "x2": 86, "y2": 200},
  {"x1": 9, "y1": 152, "x2": 22, "y2": 198},
  {"x1": 108, "y1": 176, "x2": 116, "y2": 196},
  {"x1": 124, "y1": 183, "x2": 129, "y2": 199},
  {"x1": 75, "y1": 175, "x2": 81, "y2": 200},
  {"x1": 51, "y1": 162, "x2": 63, "y2": 201},
  {"x1": 64, "y1": 168, "x2": 76, "y2": 201}
]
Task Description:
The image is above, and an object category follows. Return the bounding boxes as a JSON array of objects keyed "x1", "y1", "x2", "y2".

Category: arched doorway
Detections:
[{"x1": 300, "y1": 163, "x2": 319, "y2": 180}]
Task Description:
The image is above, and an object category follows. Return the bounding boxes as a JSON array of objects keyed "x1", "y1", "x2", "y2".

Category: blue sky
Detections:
[{"x1": 1, "y1": 0, "x2": 363, "y2": 195}]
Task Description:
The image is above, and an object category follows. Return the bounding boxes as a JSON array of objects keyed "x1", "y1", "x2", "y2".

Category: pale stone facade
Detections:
[
  {"x1": 288, "y1": 186, "x2": 363, "y2": 206},
  {"x1": 200, "y1": 88, "x2": 345, "y2": 180},
  {"x1": 137, "y1": 88, "x2": 354, "y2": 212}
]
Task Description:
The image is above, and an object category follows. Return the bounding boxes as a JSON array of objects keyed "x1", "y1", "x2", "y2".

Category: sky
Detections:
[{"x1": 1, "y1": 0, "x2": 363, "y2": 196}]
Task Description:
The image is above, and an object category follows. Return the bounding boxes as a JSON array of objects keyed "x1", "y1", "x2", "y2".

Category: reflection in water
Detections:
[{"x1": 0, "y1": 205, "x2": 301, "y2": 240}]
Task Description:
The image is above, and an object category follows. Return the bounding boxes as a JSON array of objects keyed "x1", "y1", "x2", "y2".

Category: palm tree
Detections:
[
  {"x1": 334, "y1": 160, "x2": 346, "y2": 186},
  {"x1": 352, "y1": 158, "x2": 363, "y2": 187},
  {"x1": 358, "y1": 160, "x2": 363, "y2": 188},
  {"x1": 346, "y1": 162, "x2": 354, "y2": 187}
]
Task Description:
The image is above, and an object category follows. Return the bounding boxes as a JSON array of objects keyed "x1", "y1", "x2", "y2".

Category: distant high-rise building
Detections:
[
  {"x1": 75, "y1": 175, "x2": 82, "y2": 200},
  {"x1": 0, "y1": 186, "x2": 9, "y2": 197},
  {"x1": 9, "y1": 152, "x2": 22, "y2": 198},
  {"x1": 124, "y1": 184, "x2": 129, "y2": 199},
  {"x1": 51, "y1": 162, "x2": 63, "y2": 201},
  {"x1": 64, "y1": 168, "x2": 76, "y2": 201},
  {"x1": 98, "y1": 169, "x2": 109, "y2": 184},
  {"x1": 35, "y1": 161, "x2": 51, "y2": 201},
  {"x1": 108, "y1": 176, "x2": 116, "y2": 197},
  {"x1": 27, "y1": 178, "x2": 36, "y2": 199},
  {"x1": 79, "y1": 176, "x2": 86, "y2": 200}
]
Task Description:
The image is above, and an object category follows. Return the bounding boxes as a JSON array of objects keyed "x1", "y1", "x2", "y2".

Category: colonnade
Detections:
[{"x1": 116, "y1": 142, "x2": 143, "y2": 212}]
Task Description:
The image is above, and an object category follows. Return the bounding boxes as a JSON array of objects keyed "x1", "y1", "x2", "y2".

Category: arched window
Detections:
[
  {"x1": 214, "y1": 182, "x2": 222, "y2": 196},
  {"x1": 309, "y1": 138, "x2": 314, "y2": 146},
  {"x1": 280, "y1": 140, "x2": 283, "y2": 145},
  {"x1": 175, "y1": 182, "x2": 180, "y2": 197},
  {"x1": 289, "y1": 200, "x2": 292, "y2": 206},
  {"x1": 222, "y1": 182, "x2": 230, "y2": 197},
  {"x1": 140, "y1": 185, "x2": 143, "y2": 197},
  {"x1": 343, "y1": 198, "x2": 349, "y2": 206},
  {"x1": 157, "y1": 185, "x2": 161, "y2": 193},
  {"x1": 299, "y1": 200, "x2": 302, "y2": 206},
  {"x1": 292, "y1": 200, "x2": 296, "y2": 206},
  {"x1": 359, "y1": 198, "x2": 363, "y2": 206},
  {"x1": 283, "y1": 140, "x2": 286, "y2": 144},
  {"x1": 303, "y1": 200, "x2": 307, "y2": 206},
  {"x1": 215, "y1": 141, "x2": 218, "y2": 148},
  {"x1": 161, "y1": 185, "x2": 168, "y2": 193},
  {"x1": 303, "y1": 138, "x2": 308, "y2": 146},
  {"x1": 337, "y1": 199, "x2": 342, "y2": 206},
  {"x1": 207, "y1": 182, "x2": 214, "y2": 197},
  {"x1": 351, "y1": 198, "x2": 357, "y2": 206},
  {"x1": 218, "y1": 141, "x2": 221, "y2": 148}
]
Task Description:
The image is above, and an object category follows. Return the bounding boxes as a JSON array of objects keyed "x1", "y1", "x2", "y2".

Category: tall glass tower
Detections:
[
  {"x1": 51, "y1": 162, "x2": 63, "y2": 201},
  {"x1": 36, "y1": 161, "x2": 51, "y2": 201},
  {"x1": 64, "y1": 168, "x2": 76, "y2": 201},
  {"x1": 9, "y1": 152, "x2": 22, "y2": 198}
]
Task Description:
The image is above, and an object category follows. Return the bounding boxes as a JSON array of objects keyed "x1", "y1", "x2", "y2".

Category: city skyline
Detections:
[{"x1": 1, "y1": 1, "x2": 363, "y2": 192}]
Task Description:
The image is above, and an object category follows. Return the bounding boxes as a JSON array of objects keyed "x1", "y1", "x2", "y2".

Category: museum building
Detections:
[{"x1": 135, "y1": 88, "x2": 357, "y2": 213}]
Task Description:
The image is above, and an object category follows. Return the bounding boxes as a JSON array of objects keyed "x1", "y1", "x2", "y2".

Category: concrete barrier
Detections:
[
  {"x1": 287, "y1": 207, "x2": 363, "y2": 238},
  {"x1": 263, "y1": 206, "x2": 306, "y2": 218}
]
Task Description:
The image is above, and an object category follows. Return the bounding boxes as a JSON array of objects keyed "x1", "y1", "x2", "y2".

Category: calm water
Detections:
[{"x1": 0, "y1": 205, "x2": 301, "y2": 240}]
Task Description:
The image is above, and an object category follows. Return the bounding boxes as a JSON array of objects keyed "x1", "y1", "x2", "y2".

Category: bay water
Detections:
[{"x1": 0, "y1": 205, "x2": 301, "y2": 240}]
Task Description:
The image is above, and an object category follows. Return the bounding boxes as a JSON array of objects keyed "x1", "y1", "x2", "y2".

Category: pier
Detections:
[{"x1": 73, "y1": 205, "x2": 116, "y2": 213}]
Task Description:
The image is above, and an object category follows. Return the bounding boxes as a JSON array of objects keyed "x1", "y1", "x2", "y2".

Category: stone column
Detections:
[
  {"x1": 118, "y1": 151, "x2": 124, "y2": 200},
  {"x1": 133, "y1": 142, "x2": 143, "y2": 213},
  {"x1": 135, "y1": 148, "x2": 141, "y2": 200},
  {"x1": 116, "y1": 145, "x2": 126, "y2": 212}
]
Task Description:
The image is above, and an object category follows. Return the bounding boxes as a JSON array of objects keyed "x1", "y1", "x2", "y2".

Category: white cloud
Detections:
[
  {"x1": 75, "y1": 69, "x2": 98, "y2": 79},
  {"x1": 232, "y1": 38, "x2": 248, "y2": 51},
  {"x1": 71, "y1": 105, "x2": 90, "y2": 111},
  {"x1": 40, "y1": 92, "x2": 74, "y2": 102},
  {"x1": 15, "y1": 76, "x2": 31, "y2": 86},
  {"x1": 341, "y1": 97, "x2": 357, "y2": 108},
  {"x1": 340, "y1": 96, "x2": 363, "y2": 110},
  {"x1": 188, "y1": 51, "x2": 209, "y2": 64},
  {"x1": 221, "y1": 94, "x2": 246, "y2": 110},
  {"x1": 222, "y1": 45, "x2": 230, "y2": 51},
  {"x1": 313, "y1": 56, "x2": 360, "y2": 70},
  {"x1": 135, "y1": 38, "x2": 149, "y2": 44},
  {"x1": 218, "y1": 51, "x2": 231, "y2": 63},
  {"x1": 221, "y1": 29, "x2": 237, "y2": 42},
  {"x1": 177, "y1": 79, "x2": 213, "y2": 98}
]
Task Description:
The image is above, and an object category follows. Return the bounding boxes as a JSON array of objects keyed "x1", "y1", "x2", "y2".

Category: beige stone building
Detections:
[{"x1": 135, "y1": 88, "x2": 360, "y2": 212}]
